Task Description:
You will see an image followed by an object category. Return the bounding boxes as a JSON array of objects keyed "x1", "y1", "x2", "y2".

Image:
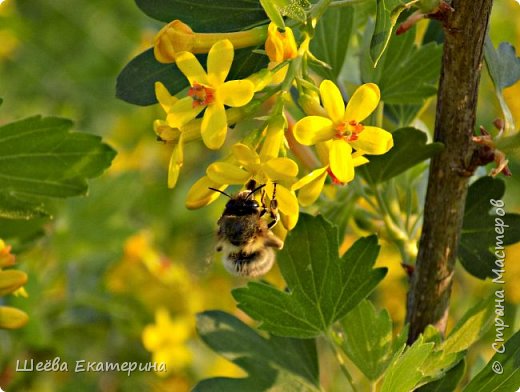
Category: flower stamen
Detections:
[
  {"x1": 335, "y1": 120, "x2": 365, "y2": 142},
  {"x1": 188, "y1": 83, "x2": 215, "y2": 108}
]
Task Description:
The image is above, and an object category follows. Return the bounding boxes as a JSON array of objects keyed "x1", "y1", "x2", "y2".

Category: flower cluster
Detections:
[{"x1": 151, "y1": 19, "x2": 394, "y2": 231}]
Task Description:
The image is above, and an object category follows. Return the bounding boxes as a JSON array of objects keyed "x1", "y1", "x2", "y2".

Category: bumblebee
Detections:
[{"x1": 209, "y1": 180, "x2": 283, "y2": 277}]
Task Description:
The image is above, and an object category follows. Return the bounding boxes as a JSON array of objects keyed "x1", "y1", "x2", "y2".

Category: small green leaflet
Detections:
[
  {"x1": 359, "y1": 127, "x2": 443, "y2": 185},
  {"x1": 381, "y1": 336, "x2": 435, "y2": 392},
  {"x1": 309, "y1": 5, "x2": 354, "y2": 80},
  {"x1": 193, "y1": 311, "x2": 320, "y2": 392},
  {"x1": 260, "y1": 0, "x2": 309, "y2": 26},
  {"x1": 417, "y1": 297, "x2": 494, "y2": 386},
  {"x1": 462, "y1": 329, "x2": 520, "y2": 392},
  {"x1": 484, "y1": 36, "x2": 520, "y2": 135},
  {"x1": 370, "y1": 0, "x2": 406, "y2": 66},
  {"x1": 116, "y1": 47, "x2": 268, "y2": 106},
  {"x1": 340, "y1": 300, "x2": 408, "y2": 381},
  {"x1": 135, "y1": 0, "x2": 268, "y2": 32},
  {"x1": 362, "y1": 24, "x2": 442, "y2": 104},
  {"x1": 233, "y1": 214, "x2": 387, "y2": 338},
  {"x1": 0, "y1": 116, "x2": 116, "y2": 220},
  {"x1": 416, "y1": 360, "x2": 465, "y2": 392},
  {"x1": 459, "y1": 177, "x2": 520, "y2": 279}
]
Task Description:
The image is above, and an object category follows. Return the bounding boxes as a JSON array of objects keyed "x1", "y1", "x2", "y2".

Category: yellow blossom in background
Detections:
[
  {"x1": 264, "y1": 22, "x2": 298, "y2": 84},
  {"x1": 167, "y1": 39, "x2": 255, "y2": 150},
  {"x1": 294, "y1": 81, "x2": 393, "y2": 183},
  {"x1": 142, "y1": 308, "x2": 193, "y2": 376}
]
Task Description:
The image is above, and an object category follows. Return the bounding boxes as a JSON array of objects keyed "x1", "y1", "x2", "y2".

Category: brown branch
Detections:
[{"x1": 406, "y1": 0, "x2": 494, "y2": 343}]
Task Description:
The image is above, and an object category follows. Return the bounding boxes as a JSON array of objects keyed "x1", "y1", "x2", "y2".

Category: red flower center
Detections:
[
  {"x1": 335, "y1": 120, "x2": 364, "y2": 142},
  {"x1": 188, "y1": 83, "x2": 215, "y2": 108}
]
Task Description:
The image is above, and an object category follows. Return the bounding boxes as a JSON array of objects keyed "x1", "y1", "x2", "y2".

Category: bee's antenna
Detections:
[
  {"x1": 208, "y1": 187, "x2": 231, "y2": 198},
  {"x1": 247, "y1": 183, "x2": 266, "y2": 199}
]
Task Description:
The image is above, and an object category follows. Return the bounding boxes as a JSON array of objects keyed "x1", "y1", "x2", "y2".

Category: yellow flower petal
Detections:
[
  {"x1": 316, "y1": 141, "x2": 331, "y2": 165},
  {"x1": 292, "y1": 166, "x2": 328, "y2": 190},
  {"x1": 265, "y1": 23, "x2": 284, "y2": 63},
  {"x1": 207, "y1": 39, "x2": 234, "y2": 86},
  {"x1": 207, "y1": 162, "x2": 250, "y2": 184},
  {"x1": 263, "y1": 158, "x2": 299, "y2": 182},
  {"x1": 353, "y1": 155, "x2": 370, "y2": 167},
  {"x1": 350, "y1": 126, "x2": 394, "y2": 155},
  {"x1": 166, "y1": 96, "x2": 204, "y2": 128},
  {"x1": 259, "y1": 115, "x2": 285, "y2": 160},
  {"x1": 280, "y1": 210, "x2": 298, "y2": 231},
  {"x1": 344, "y1": 83, "x2": 380, "y2": 123},
  {"x1": 155, "y1": 82, "x2": 178, "y2": 113},
  {"x1": 154, "y1": 120, "x2": 180, "y2": 142},
  {"x1": 219, "y1": 80, "x2": 255, "y2": 107},
  {"x1": 232, "y1": 143, "x2": 260, "y2": 167},
  {"x1": 329, "y1": 140, "x2": 354, "y2": 183},
  {"x1": 176, "y1": 51, "x2": 209, "y2": 86},
  {"x1": 293, "y1": 116, "x2": 335, "y2": 145},
  {"x1": 320, "y1": 80, "x2": 345, "y2": 124},
  {"x1": 168, "y1": 139, "x2": 183, "y2": 188},
  {"x1": 185, "y1": 176, "x2": 227, "y2": 209},
  {"x1": 297, "y1": 169, "x2": 328, "y2": 207},
  {"x1": 201, "y1": 102, "x2": 227, "y2": 149}
]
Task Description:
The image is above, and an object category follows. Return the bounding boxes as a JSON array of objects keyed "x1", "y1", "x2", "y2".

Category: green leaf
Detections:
[
  {"x1": 359, "y1": 127, "x2": 443, "y2": 185},
  {"x1": 309, "y1": 5, "x2": 354, "y2": 80},
  {"x1": 495, "y1": 132, "x2": 520, "y2": 161},
  {"x1": 260, "y1": 0, "x2": 286, "y2": 28},
  {"x1": 416, "y1": 360, "x2": 465, "y2": 392},
  {"x1": 459, "y1": 176, "x2": 520, "y2": 279},
  {"x1": 116, "y1": 48, "x2": 189, "y2": 106},
  {"x1": 262, "y1": 0, "x2": 310, "y2": 23},
  {"x1": 193, "y1": 310, "x2": 321, "y2": 392},
  {"x1": 384, "y1": 103, "x2": 422, "y2": 128},
  {"x1": 370, "y1": 0, "x2": 406, "y2": 66},
  {"x1": 340, "y1": 300, "x2": 405, "y2": 380},
  {"x1": 0, "y1": 116, "x2": 116, "y2": 220},
  {"x1": 363, "y1": 24, "x2": 442, "y2": 104},
  {"x1": 381, "y1": 337, "x2": 435, "y2": 392},
  {"x1": 418, "y1": 297, "x2": 494, "y2": 384},
  {"x1": 116, "y1": 47, "x2": 269, "y2": 106},
  {"x1": 485, "y1": 37, "x2": 520, "y2": 91},
  {"x1": 484, "y1": 36, "x2": 520, "y2": 135},
  {"x1": 135, "y1": 0, "x2": 268, "y2": 32},
  {"x1": 463, "y1": 329, "x2": 520, "y2": 392},
  {"x1": 442, "y1": 296, "x2": 494, "y2": 355},
  {"x1": 233, "y1": 214, "x2": 387, "y2": 338}
]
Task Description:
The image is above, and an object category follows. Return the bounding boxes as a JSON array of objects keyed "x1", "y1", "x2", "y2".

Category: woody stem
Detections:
[{"x1": 406, "y1": 0, "x2": 493, "y2": 343}]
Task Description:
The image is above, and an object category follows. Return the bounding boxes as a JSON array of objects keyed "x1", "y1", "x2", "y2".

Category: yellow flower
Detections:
[
  {"x1": 264, "y1": 22, "x2": 298, "y2": 84},
  {"x1": 167, "y1": 39, "x2": 255, "y2": 150},
  {"x1": 205, "y1": 143, "x2": 300, "y2": 230},
  {"x1": 185, "y1": 176, "x2": 228, "y2": 210},
  {"x1": 293, "y1": 81, "x2": 393, "y2": 183},
  {"x1": 265, "y1": 22, "x2": 297, "y2": 63},
  {"x1": 142, "y1": 308, "x2": 193, "y2": 375},
  {"x1": 292, "y1": 166, "x2": 328, "y2": 207},
  {"x1": 154, "y1": 20, "x2": 267, "y2": 64}
]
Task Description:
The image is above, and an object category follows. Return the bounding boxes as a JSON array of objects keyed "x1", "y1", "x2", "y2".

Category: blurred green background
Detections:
[{"x1": 0, "y1": 0, "x2": 519, "y2": 391}]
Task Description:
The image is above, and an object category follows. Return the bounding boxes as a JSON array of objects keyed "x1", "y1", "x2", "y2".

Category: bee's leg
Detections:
[
  {"x1": 267, "y1": 183, "x2": 279, "y2": 229},
  {"x1": 259, "y1": 189, "x2": 268, "y2": 218}
]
